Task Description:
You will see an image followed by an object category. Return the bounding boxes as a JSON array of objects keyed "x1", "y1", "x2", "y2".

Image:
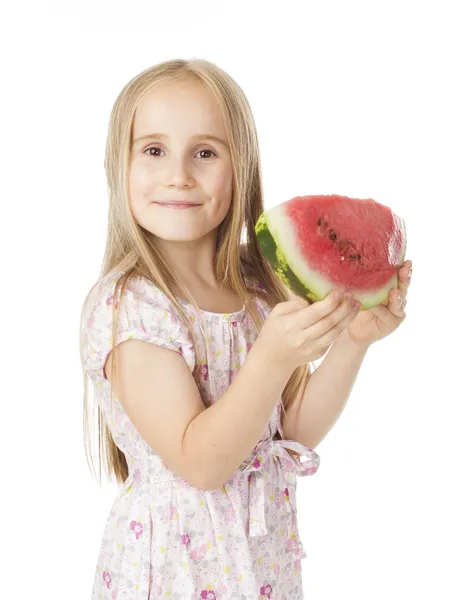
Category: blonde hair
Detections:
[{"x1": 80, "y1": 58, "x2": 311, "y2": 486}]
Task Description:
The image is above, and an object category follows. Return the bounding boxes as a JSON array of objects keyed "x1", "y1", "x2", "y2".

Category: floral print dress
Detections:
[{"x1": 80, "y1": 270, "x2": 320, "y2": 600}]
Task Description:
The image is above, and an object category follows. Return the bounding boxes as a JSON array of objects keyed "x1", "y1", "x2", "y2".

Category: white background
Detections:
[{"x1": 2, "y1": 1, "x2": 471, "y2": 598}]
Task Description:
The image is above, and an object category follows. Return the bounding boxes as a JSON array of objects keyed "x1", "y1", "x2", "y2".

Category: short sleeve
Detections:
[{"x1": 80, "y1": 272, "x2": 196, "y2": 383}]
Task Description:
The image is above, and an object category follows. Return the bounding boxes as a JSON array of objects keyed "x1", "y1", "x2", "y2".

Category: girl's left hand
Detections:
[{"x1": 343, "y1": 260, "x2": 412, "y2": 349}]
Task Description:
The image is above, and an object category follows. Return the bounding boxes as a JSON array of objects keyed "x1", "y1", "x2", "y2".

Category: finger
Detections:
[
  {"x1": 296, "y1": 290, "x2": 345, "y2": 329},
  {"x1": 401, "y1": 259, "x2": 413, "y2": 274},
  {"x1": 398, "y1": 262, "x2": 412, "y2": 301},
  {"x1": 273, "y1": 297, "x2": 310, "y2": 316},
  {"x1": 325, "y1": 296, "x2": 360, "y2": 331},
  {"x1": 305, "y1": 299, "x2": 359, "y2": 346},
  {"x1": 386, "y1": 287, "x2": 406, "y2": 318},
  {"x1": 303, "y1": 293, "x2": 359, "y2": 338},
  {"x1": 368, "y1": 303, "x2": 392, "y2": 321}
]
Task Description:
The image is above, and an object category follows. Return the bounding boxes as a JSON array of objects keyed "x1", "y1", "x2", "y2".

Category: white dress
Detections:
[{"x1": 80, "y1": 270, "x2": 320, "y2": 599}]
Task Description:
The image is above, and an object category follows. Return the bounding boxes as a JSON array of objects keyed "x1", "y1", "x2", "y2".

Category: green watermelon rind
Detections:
[
  {"x1": 255, "y1": 213, "x2": 319, "y2": 301},
  {"x1": 255, "y1": 207, "x2": 407, "y2": 311}
]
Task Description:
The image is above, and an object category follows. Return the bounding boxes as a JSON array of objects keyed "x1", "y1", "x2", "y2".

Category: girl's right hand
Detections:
[{"x1": 255, "y1": 291, "x2": 361, "y2": 371}]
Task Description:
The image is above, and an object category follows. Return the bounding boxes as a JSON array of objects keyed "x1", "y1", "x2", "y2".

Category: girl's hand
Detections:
[
  {"x1": 344, "y1": 260, "x2": 412, "y2": 349},
  {"x1": 256, "y1": 290, "x2": 360, "y2": 372}
]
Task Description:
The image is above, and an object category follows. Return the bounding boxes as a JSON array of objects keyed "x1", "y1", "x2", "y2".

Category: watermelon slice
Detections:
[{"x1": 255, "y1": 194, "x2": 407, "y2": 310}]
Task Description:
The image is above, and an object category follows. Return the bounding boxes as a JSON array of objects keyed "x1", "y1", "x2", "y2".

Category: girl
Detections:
[{"x1": 79, "y1": 58, "x2": 412, "y2": 600}]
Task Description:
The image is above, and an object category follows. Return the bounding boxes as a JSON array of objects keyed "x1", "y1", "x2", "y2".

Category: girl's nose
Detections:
[{"x1": 165, "y1": 157, "x2": 194, "y2": 188}]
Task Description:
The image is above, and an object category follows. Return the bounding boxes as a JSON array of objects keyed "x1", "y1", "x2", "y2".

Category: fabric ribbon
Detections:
[{"x1": 241, "y1": 438, "x2": 320, "y2": 554}]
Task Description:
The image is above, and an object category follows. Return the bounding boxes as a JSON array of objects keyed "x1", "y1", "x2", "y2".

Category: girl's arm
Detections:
[
  {"x1": 282, "y1": 330, "x2": 370, "y2": 449},
  {"x1": 107, "y1": 335, "x2": 294, "y2": 491}
]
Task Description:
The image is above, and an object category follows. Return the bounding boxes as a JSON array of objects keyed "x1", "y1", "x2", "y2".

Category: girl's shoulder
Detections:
[
  {"x1": 80, "y1": 270, "x2": 196, "y2": 383},
  {"x1": 84, "y1": 269, "x2": 179, "y2": 315}
]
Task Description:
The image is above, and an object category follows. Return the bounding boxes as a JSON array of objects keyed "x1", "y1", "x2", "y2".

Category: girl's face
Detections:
[{"x1": 129, "y1": 77, "x2": 233, "y2": 245}]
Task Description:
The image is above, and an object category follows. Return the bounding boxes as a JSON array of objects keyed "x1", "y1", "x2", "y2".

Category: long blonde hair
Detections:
[{"x1": 80, "y1": 58, "x2": 311, "y2": 486}]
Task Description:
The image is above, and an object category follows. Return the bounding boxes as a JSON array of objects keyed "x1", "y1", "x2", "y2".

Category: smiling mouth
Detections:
[{"x1": 154, "y1": 202, "x2": 202, "y2": 209}]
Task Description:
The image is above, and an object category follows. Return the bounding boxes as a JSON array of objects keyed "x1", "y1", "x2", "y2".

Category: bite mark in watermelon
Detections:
[{"x1": 255, "y1": 194, "x2": 407, "y2": 310}]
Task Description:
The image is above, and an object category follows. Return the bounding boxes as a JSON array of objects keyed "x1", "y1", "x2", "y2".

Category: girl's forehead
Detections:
[
  {"x1": 140, "y1": 78, "x2": 217, "y2": 112},
  {"x1": 133, "y1": 79, "x2": 227, "y2": 141}
]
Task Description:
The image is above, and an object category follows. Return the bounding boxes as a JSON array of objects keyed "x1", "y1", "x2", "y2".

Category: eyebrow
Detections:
[{"x1": 132, "y1": 133, "x2": 228, "y2": 146}]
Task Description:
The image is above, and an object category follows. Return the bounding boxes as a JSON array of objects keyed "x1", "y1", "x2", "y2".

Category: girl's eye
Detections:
[
  {"x1": 195, "y1": 149, "x2": 216, "y2": 159},
  {"x1": 145, "y1": 147, "x2": 164, "y2": 157},
  {"x1": 144, "y1": 147, "x2": 216, "y2": 159}
]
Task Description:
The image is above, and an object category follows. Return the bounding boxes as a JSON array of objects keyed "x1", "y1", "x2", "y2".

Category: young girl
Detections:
[{"x1": 80, "y1": 58, "x2": 412, "y2": 600}]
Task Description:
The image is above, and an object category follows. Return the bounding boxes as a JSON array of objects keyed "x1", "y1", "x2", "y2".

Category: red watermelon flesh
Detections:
[
  {"x1": 289, "y1": 195, "x2": 405, "y2": 289},
  {"x1": 255, "y1": 194, "x2": 407, "y2": 309}
]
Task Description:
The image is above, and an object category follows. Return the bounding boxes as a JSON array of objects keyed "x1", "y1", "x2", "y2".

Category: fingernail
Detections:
[{"x1": 397, "y1": 295, "x2": 402, "y2": 304}]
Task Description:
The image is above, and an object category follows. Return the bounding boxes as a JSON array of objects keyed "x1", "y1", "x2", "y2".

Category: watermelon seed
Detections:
[{"x1": 316, "y1": 219, "x2": 363, "y2": 265}]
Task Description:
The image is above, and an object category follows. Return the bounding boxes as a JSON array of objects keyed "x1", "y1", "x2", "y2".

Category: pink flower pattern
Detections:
[
  {"x1": 199, "y1": 363, "x2": 209, "y2": 380},
  {"x1": 286, "y1": 536, "x2": 301, "y2": 556},
  {"x1": 106, "y1": 294, "x2": 119, "y2": 310},
  {"x1": 260, "y1": 583, "x2": 273, "y2": 598},
  {"x1": 274, "y1": 488, "x2": 288, "y2": 509},
  {"x1": 161, "y1": 504, "x2": 177, "y2": 524},
  {"x1": 190, "y1": 543, "x2": 208, "y2": 564},
  {"x1": 224, "y1": 506, "x2": 236, "y2": 524},
  {"x1": 102, "y1": 571, "x2": 112, "y2": 589},
  {"x1": 129, "y1": 520, "x2": 143, "y2": 540}
]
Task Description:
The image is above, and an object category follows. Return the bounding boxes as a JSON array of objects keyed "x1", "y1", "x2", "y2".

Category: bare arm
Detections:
[
  {"x1": 282, "y1": 330, "x2": 369, "y2": 448},
  {"x1": 105, "y1": 335, "x2": 292, "y2": 491}
]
